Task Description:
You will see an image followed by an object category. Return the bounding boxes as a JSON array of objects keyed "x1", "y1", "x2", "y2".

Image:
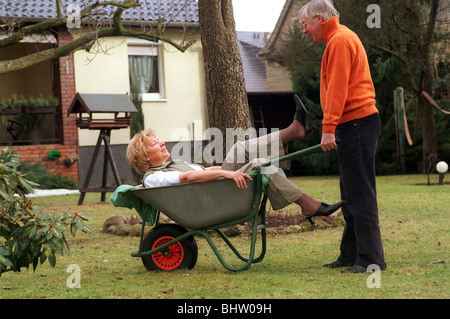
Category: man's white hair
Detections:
[{"x1": 299, "y1": 0, "x2": 340, "y2": 21}]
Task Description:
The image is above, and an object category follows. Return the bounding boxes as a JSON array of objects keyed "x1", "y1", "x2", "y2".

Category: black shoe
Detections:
[
  {"x1": 341, "y1": 265, "x2": 367, "y2": 273},
  {"x1": 294, "y1": 94, "x2": 317, "y2": 136},
  {"x1": 323, "y1": 260, "x2": 353, "y2": 268},
  {"x1": 306, "y1": 200, "x2": 345, "y2": 225}
]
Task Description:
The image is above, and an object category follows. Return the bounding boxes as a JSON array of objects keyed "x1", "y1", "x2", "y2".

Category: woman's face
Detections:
[{"x1": 146, "y1": 136, "x2": 170, "y2": 166}]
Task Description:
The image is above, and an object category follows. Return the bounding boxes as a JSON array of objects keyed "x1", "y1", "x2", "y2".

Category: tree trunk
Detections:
[
  {"x1": 418, "y1": 61, "x2": 438, "y2": 174},
  {"x1": 418, "y1": 0, "x2": 439, "y2": 173},
  {"x1": 198, "y1": 0, "x2": 252, "y2": 150}
]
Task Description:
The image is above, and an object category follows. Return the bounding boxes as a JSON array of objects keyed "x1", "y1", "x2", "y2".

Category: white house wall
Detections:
[{"x1": 73, "y1": 31, "x2": 207, "y2": 147}]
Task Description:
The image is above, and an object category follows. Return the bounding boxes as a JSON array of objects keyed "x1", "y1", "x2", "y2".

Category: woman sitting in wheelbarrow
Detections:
[{"x1": 126, "y1": 97, "x2": 344, "y2": 224}]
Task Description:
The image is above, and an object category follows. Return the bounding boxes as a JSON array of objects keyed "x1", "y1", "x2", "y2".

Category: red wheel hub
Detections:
[{"x1": 151, "y1": 236, "x2": 184, "y2": 270}]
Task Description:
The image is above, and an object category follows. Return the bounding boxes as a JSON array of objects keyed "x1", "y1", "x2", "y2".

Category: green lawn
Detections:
[{"x1": 0, "y1": 174, "x2": 448, "y2": 300}]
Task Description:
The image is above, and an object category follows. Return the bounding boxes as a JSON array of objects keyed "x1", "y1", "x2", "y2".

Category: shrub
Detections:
[
  {"x1": 19, "y1": 161, "x2": 78, "y2": 190},
  {"x1": 0, "y1": 148, "x2": 93, "y2": 276}
]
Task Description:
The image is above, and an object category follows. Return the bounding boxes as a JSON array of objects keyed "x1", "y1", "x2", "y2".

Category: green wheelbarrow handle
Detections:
[{"x1": 260, "y1": 143, "x2": 324, "y2": 168}]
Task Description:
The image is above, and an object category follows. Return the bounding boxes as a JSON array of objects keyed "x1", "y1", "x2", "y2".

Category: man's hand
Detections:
[{"x1": 321, "y1": 133, "x2": 337, "y2": 152}]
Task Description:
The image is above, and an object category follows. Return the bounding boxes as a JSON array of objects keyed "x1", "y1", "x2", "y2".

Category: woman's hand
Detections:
[
  {"x1": 221, "y1": 171, "x2": 252, "y2": 189},
  {"x1": 179, "y1": 170, "x2": 252, "y2": 189}
]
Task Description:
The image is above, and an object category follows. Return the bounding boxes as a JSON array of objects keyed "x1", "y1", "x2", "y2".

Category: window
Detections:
[
  {"x1": 127, "y1": 39, "x2": 164, "y2": 100},
  {"x1": 0, "y1": 107, "x2": 60, "y2": 145}
]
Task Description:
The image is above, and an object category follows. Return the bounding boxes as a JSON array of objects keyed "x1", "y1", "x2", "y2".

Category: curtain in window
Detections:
[{"x1": 129, "y1": 56, "x2": 154, "y2": 93}]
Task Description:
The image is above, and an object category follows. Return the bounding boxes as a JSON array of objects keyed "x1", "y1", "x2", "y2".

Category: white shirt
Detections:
[
  {"x1": 143, "y1": 163, "x2": 204, "y2": 188},
  {"x1": 144, "y1": 171, "x2": 181, "y2": 188}
]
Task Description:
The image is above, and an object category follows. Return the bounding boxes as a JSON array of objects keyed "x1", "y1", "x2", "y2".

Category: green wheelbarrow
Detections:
[{"x1": 129, "y1": 144, "x2": 324, "y2": 272}]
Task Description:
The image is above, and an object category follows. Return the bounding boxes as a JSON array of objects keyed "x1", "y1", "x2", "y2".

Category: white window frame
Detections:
[{"x1": 127, "y1": 38, "x2": 166, "y2": 101}]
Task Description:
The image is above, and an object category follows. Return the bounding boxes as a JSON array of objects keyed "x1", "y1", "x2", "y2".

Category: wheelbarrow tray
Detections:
[{"x1": 131, "y1": 178, "x2": 256, "y2": 229}]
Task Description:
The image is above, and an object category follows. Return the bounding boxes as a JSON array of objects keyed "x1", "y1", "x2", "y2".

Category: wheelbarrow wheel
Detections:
[{"x1": 141, "y1": 223, "x2": 198, "y2": 271}]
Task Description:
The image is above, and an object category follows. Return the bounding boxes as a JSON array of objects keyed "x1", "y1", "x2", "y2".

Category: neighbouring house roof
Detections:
[
  {"x1": 237, "y1": 31, "x2": 269, "y2": 93},
  {"x1": 258, "y1": 0, "x2": 300, "y2": 61},
  {"x1": 0, "y1": 0, "x2": 199, "y2": 25}
]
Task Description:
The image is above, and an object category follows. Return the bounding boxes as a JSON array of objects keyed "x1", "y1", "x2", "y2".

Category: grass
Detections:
[{"x1": 0, "y1": 174, "x2": 448, "y2": 300}]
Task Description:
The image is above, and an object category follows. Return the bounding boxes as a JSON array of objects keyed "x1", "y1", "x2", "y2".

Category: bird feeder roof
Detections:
[{"x1": 68, "y1": 93, "x2": 137, "y2": 116}]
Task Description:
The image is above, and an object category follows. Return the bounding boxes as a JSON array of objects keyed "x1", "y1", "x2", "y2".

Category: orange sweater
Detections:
[{"x1": 320, "y1": 17, "x2": 378, "y2": 134}]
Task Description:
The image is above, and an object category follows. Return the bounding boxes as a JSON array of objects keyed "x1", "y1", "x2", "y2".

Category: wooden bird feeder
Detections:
[
  {"x1": 68, "y1": 93, "x2": 137, "y2": 205},
  {"x1": 68, "y1": 93, "x2": 137, "y2": 129}
]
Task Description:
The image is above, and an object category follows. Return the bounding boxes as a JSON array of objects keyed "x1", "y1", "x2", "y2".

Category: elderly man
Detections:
[{"x1": 299, "y1": 0, "x2": 386, "y2": 273}]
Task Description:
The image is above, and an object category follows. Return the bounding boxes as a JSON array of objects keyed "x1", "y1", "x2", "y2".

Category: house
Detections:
[
  {"x1": 0, "y1": 0, "x2": 206, "y2": 186},
  {"x1": 257, "y1": 0, "x2": 303, "y2": 94},
  {"x1": 235, "y1": 1, "x2": 306, "y2": 136},
  {"x1": 237, "y1": 29, "x2": 297, "y2": 137},
  {"x1": 0, "y1": 0, "x2": 315, "y2": 189}
]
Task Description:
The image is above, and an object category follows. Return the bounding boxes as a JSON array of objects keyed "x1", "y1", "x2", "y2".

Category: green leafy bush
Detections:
[
  {"x1": 0, "y1": 93, "x2": 59, "y2": 111},
  {"x1": 19, "y1": 161, "x2": 78, "y2": 190},
  {"x1": 0, "y1": 148, "x2": 93, "y2": 276}
]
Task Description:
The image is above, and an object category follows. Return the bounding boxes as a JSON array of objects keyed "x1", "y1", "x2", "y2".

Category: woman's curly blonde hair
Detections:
[{"x1": 126, "y1": 129, "x2": 157, "y2": 174}]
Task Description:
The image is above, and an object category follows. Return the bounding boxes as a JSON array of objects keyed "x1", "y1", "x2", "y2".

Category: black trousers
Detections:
[{"x1": 335, "y1": 113, "x2": 386, "y2": 269}]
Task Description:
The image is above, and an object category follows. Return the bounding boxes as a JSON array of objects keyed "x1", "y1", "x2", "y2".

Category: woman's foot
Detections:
[
  {"x1": 293, "y1": 94, "x2": 316, "y2": 136},
  {"x1": 280, "y1": 95, "x2": 317, "y2": 144}
]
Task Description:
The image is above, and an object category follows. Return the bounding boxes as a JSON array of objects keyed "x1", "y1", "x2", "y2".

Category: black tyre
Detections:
[{"x1": 141, "y1": 223, "x2": 197, "y2": 271}]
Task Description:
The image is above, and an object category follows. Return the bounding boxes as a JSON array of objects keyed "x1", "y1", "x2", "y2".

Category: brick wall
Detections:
[
  {"x1": 12, "y1": 27, "x2": 79, "y2": 183},
  {"x1": 13, "y1": 144, "x2": 79, "y2": 181}
]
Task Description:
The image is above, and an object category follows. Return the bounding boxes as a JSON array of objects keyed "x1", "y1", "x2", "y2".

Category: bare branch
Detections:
[
  {"x1": 0, "y1": 27, "x2": 112, "y2": 73},
  {"x1": 0, "y1": 24, "x2": 196, "y2": 73},
  {"x1": 121, "y1": 29, "x2": 195, "y2": 51},
  {"x1": 0, "y1": 0, "x2": 197, "y2": 74},
  {"x1": 0, "y1": 0, "x2": 141, "y2": 48},
  {"x1": 0, "y1": 18, "x2": 66, "y2": 48},
  {"x1": 367, "y1": 42, "x2": 420, "y2": 94},
  {"x1": 56, "y1": 0, "x2": 62, "y2": 18}
]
